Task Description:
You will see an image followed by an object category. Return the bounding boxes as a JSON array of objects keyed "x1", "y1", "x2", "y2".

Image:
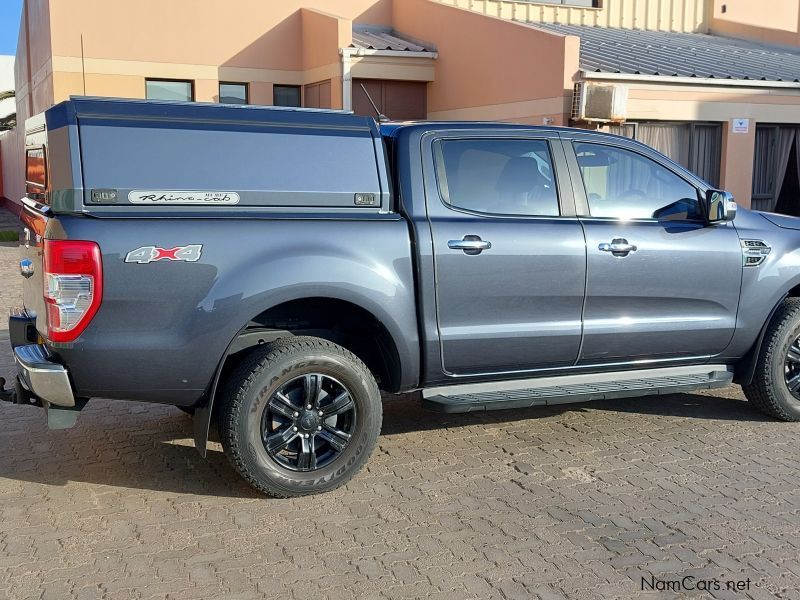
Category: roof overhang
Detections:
[
  {"x1": 340, "y1": 47, "x2": 438, "y2": 60},
  {"x1": 582, "y1": 70, "x2": 800, "y2": 90}
]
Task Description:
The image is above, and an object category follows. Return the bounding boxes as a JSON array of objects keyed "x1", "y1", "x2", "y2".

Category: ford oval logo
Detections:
[{"x1": 19, "y1": 258, "x2": 34, "y2": 278}]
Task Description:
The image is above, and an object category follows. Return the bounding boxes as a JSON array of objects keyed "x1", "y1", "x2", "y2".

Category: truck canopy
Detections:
[{"x1": 39, "y1": 97, "x2": 390, "y2": 215}]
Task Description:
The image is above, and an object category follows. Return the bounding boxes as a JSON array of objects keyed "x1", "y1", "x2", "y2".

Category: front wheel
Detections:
[
  {"x1": 218, "y1": 336, "x2": 382, "y2": 497},
  {"x1": 744, "y1": 298, "x2": 800, "y2": 421}
]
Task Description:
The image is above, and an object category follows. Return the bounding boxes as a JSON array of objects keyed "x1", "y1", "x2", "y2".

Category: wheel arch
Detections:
[
  {"x1": 734, "y1": 283, "x2": 800, "y2": 385},
  {"x1": 193, "y1": 295, "x2": 410, "y2": 456}
]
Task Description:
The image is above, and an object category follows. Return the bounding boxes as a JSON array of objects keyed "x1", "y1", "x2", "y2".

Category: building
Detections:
[
  {"x1": 2, "y1": 0, "x2": 800, "y2": 215},
  {"x1": 0, "y1": 55, "x2": 13, "y2": 118},
  {"x1": 0, "y1": 54, "x2": 14, "y2": 201}
]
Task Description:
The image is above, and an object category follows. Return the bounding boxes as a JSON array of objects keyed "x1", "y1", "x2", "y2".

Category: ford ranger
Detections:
[{"x1": 6, "y1": 97, "x2": 800, "y2": 497}]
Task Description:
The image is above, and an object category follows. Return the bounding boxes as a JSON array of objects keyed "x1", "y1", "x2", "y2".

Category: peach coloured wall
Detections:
[
  {"x1": 441, "y1": 0, "x2": 709, "y2": 33},
  {"x1": 46, "y1": 0, "x2": 389, "y2": 70},
  {"x1": 618, "y1": 82, "x2": 800, "y2": 123},
  {"x1": 720, "y1": 119, "x2": 756, "y2": 208},
  {"x1": 3, "y1": 0, "x2": 54, "y2": 207},
  {"x1": 301, "y1": 8, "x2": 352, "y2": 70},
  {"x1": 0, "y1": 128, "x2": 24, "y2": 205},
  {"x1": 710, "y1": 0, "x2": 800, "y2": 45},
  {"x1": 41, "y1": 0, "x2": 386, "y2": 105},
  {"x1": 393, "y1": 0, "x2": 579, "y2": 125}
]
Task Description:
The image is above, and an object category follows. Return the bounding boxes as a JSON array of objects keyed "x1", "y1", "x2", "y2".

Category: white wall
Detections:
[{"x1": 0, "y1": 55, "x2": 14, "y2": 119}]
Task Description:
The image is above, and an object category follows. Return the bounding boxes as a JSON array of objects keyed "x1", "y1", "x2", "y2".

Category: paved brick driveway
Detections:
[{"x1": 1, "y1": 207, "x2": 799, "y2": 600}]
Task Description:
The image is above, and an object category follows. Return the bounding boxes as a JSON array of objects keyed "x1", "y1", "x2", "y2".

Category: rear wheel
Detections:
[
  {"x1": 744, "y1": 298, "x2": 800, "y2": 421},
  {"x1": 218, "y1": 336, "x2": 382, "y2": 497}
]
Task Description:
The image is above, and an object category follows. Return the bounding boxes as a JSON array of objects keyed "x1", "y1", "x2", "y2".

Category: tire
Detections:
[
  {"x1": 743, "y1": 298, "x2": 800, "y2": 421},
  {"x1": 218, "y1": 336, "x2": 382, "y2": 497}
]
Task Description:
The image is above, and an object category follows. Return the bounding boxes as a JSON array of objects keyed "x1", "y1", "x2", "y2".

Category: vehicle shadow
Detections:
[
  {"x1": 380, "y1": 388, "x2": 775, "y2": 436},
  {"x1": 0, "y1": 404, "x2": 262, "y2": 498},
  {"x1": 0, "y1": 388, "x2": 774, "y2": 497}
]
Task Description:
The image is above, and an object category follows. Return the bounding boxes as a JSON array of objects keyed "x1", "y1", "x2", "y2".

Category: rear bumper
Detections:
[
  {"x1": 13, "y1": 345, "x2": 75, "y2": 407},
  {"x1": 9, "y1": 311, "x2": 75, "y2": 408}
]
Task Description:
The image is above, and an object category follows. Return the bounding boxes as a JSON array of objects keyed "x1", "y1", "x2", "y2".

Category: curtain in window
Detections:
[
  {"x1": 689, "y1": 125, "x2": 722, "y2": 186},
  {"x1": 771, "y1": 128, "x2": 798, "y2": 213},
  {"x1": 635, "y1": 123, "x2": 691, "y2": 169},
  {"x1": 609, "y1": 124, "x2": 635, "y2": 139},
  {"x1": 752, "y1": 127, "x2": 776, "y2": 211},
  {"x1": 614, "y1": 122, "x2": 722, "y2": 186}
]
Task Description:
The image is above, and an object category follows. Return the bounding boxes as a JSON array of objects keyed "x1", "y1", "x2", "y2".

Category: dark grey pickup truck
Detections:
[{"x1": 6, "y1": 97, "x2": 800, "y2": 496}]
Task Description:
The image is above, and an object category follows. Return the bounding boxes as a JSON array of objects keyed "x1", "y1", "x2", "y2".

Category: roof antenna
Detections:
[{"x1": 360, "y1": 83, "x2": 389, "y2": 122}]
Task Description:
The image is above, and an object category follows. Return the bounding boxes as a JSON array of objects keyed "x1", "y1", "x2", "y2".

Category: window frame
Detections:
[
  {"x1": 145, "y1": 78, "x2": 195, "y2": 102},
  {"x1": 219, "y1": 81, "x2": 249, "y2": 105},
  {"x1": 565, "y1": 137, "x2": 706, "y2": 223},
  {"x1": 432, "y1": 136, "x2": 568, "y2": 219},
  {"x1": 273, "y1": 84, "x2": 302, "y2": 108}
]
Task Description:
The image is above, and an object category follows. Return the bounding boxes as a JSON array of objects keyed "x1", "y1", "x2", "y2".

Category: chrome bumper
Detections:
[{"x1": 13, "y1": 344, "x2": 75, "y2": 407}]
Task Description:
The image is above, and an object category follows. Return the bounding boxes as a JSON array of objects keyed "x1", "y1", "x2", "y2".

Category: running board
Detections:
[{"x1": 422, "y1": 365, "x2": 734, "y2": 413}]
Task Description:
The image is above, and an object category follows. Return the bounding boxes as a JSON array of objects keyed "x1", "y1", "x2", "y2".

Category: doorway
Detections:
[{"x1": 352, "y1": 79, "x2": 427, "y2": 121}]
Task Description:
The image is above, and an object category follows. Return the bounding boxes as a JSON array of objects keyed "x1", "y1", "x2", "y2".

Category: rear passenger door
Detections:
[{"x1": 425, "y1": 132, "x2": 587, "y2": 376}]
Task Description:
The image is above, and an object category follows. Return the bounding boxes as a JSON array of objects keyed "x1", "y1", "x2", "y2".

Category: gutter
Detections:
[{"x1": 582, "y1": 70, "x2": 800, "y2": 89}]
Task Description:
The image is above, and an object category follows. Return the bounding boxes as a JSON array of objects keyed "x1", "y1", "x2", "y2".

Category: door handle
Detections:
[
  {"x1": 448, "y1": 235, "x2": 492, "y2": 255},
  {"x1": 599, "y1": 238, "x2": 637, "y2": 256}
]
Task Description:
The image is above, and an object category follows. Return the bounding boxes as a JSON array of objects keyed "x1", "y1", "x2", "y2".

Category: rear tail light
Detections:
[{"x1": 43, "y1": 240, "x2": 103, "y2": 342}]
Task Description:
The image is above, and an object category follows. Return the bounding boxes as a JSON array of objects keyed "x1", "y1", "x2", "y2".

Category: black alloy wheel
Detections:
[{"x1": 261, "y1": 373, "x2": 357, "y2": 472}]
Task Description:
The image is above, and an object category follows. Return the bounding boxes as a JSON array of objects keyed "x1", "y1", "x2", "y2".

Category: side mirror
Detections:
[{"x1": 705, "y1": 189, "x2": 737, "y2": 223}]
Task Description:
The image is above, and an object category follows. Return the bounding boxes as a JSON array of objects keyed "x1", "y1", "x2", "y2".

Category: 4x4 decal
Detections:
[{"x1": 124, "y1": 245, "x2": 202, "y2": 264}]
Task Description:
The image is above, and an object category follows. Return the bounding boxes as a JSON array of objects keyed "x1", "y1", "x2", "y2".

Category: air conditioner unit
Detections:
[{"x1": 571, "y1": 82, "x2": 628, "y2": 123}]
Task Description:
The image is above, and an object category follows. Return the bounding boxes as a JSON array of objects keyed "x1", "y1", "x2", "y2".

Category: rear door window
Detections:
[{"x1": 435, "y1": 139, "x2": 560, "y2": 217}]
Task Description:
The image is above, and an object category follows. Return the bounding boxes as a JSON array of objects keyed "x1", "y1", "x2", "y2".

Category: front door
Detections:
[
  {"x1": 566, "y1": 138, "x2": 742, "y2": 364},
  {"x1": 427, "y1": 134, "x2": 587, "y2": 376}
]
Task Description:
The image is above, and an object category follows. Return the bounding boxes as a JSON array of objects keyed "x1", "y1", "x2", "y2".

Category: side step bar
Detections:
[{"x1": 423, "y1": 365, "x2": 734, "y2": 413}]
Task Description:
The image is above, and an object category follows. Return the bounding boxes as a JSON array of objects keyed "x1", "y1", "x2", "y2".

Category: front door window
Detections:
[{"x1": 575, "y1": 143, "x2": 702, "y2": 221}]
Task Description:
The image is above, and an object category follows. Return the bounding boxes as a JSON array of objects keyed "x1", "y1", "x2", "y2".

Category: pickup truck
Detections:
[{"x1": 6, "y1": 97, "x2": 800, "y2": 497}]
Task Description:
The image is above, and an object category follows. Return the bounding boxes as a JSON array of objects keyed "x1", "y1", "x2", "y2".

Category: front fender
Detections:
[{"x1": 725, "y1": 210, "x2": 800, "y2": 366}]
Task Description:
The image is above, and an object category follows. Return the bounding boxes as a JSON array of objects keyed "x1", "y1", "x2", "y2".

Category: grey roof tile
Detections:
[
  {"x1": 351, "y1": 27, "x2": 435, "y2": 52},
  {"x1": 532, "y1": 23, "x2": 800, "y2": 82}
]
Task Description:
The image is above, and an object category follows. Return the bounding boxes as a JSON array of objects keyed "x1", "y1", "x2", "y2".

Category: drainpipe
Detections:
[{"x1": 339, "y1": 48, "x2": 354, "y2": 112}]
